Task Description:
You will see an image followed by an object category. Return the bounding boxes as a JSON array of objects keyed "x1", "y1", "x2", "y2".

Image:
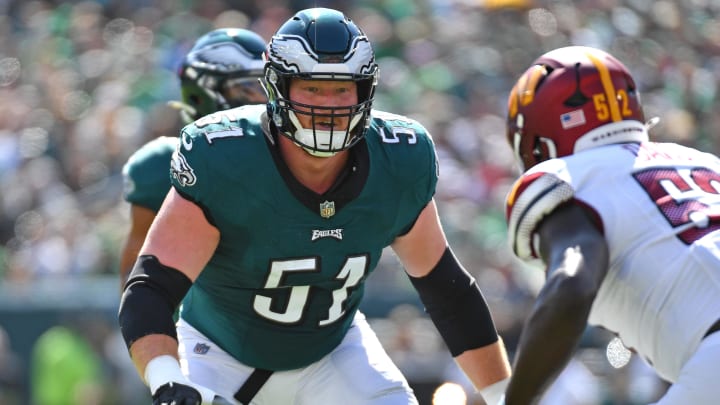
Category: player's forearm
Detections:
[
  {"x1": 454, "y1": 338, "x2": 511, "y2": 390},
  {"x1": 129, "y1": 334, "x2": 180, "y2": 381},
  {"x1": 505, "y1": 276, "x2": 594, "y2": 404},
  {"x1": 406, "y1": 246, "x2": 511, "y2": 396},
  {"x1": 118, "y1": 255, "x2": 193, "y2": 381}
]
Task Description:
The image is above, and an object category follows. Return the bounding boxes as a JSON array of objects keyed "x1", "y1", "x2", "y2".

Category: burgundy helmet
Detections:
[{"x1": 507, "y1": 46, "x2": 646, "y2": 171}]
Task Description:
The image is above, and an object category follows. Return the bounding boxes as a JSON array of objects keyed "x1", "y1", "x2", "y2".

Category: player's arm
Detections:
[
  {"x1": 119, "y1": 204, "x2": 157, "y2": 290},
  {"x1": 504, "y1": 203, "x2": 609, "y2": 405},
  {"x1": 118, "y1": 188, "x2": 220, "y2": 403},
  {"x1": 391, "y1": 199, "x2": 511, "y2": 403}
]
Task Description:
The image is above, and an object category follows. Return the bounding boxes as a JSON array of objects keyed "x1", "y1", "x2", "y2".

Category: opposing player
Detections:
[
  {"x1": 501, "y1": 46, "x2": 720, "y2": 404},
  {"x1": 119, "y1": 28, "x2": 267, "y2": 288},
  {"x1": 119, "y1": 8, "x2": 511, "y2": 405}
]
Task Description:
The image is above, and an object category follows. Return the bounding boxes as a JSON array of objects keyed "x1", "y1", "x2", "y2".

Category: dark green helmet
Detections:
[
  {"x1": 176, "y1": 28, "x2": 267, "y2": 123},
  {"x1": 262, "y1": 8, "x2": 379, "y2": 157}
]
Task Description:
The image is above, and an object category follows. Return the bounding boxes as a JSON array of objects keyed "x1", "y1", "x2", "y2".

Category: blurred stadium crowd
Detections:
[{"x1": 0, "y1": 0, "x2": 719, "y2": 404}]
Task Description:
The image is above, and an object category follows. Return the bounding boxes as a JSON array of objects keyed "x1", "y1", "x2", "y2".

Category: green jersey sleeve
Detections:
[
  {"x1": 170, "y1": 106, "x2": 268, "y2": 220},
  {"x1": 367, "y1": 110, "x2": 439, "y2": 235},
  {"x1": 122, "y1": 136, "x2": 178, "y2": 212}
]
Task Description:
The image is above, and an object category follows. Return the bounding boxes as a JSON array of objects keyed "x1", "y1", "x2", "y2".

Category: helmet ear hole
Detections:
[
  {"x1": 532, "y1": 137, "x2": 544, "y2": 162},
  {"x1": 531, "y1": 136, "x2": 559, "y2": 166}
]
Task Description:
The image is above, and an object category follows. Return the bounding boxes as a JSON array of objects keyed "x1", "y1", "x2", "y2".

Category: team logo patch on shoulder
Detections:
[
  {"x1": 171, "y1": 150, "x2": 197, "y2": 187},
  {"x1": 311, "y1": 228, "x2": 343, "y2": 241}
]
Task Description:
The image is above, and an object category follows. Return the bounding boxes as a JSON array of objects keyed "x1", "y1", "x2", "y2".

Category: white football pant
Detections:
[
  {"x1": 176, "y1": 312, "x2": 418, "y2": 405},
  {"x1": 652, "y1": 332, "x2": 720, "y2": 404}
]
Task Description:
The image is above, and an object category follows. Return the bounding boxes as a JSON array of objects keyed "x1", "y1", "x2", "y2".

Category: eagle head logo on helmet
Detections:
[{"x1": 261, "y1": 8, "x2": 379, "y2": 157}]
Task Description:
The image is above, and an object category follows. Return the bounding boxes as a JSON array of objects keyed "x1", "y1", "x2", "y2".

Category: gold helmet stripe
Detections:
[
  {"x1": 509, "y1": 65, "x2": 548, "y2": 117},
  {"x1": 585, "y1": 51, "x2": 622, "y2": 122},
  {"x1": 508, "y1": 84, "x2": 519, "y2": 118}
]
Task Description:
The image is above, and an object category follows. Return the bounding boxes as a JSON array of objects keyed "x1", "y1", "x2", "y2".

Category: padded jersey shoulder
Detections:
[
  {"x1": 365, "y1": 109, "x2": 439, "y2": 203},
  {"x1": 122, "y1": 136, "x2": 179, "y2": 211},
  {"x1": 171, "y1": 105, "x2": 267, "y2": 204},
  {"x1": 505, "y1": 159, "x2": 576, "y2": 260}
]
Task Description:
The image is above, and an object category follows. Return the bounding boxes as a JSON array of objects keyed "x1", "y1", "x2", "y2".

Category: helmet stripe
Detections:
[
  {"x1": 522, "y1": 65, "x2": 547, "y2": 106},
  {"x1": 509, "y1": 65, "x2": 547, "y2": 118},
  {"x1": 585, "y1": 51, "x2": 622, "y2": 122},
  {"x1": 508, "y1": 85, "x2": 519, "y2": 118}
]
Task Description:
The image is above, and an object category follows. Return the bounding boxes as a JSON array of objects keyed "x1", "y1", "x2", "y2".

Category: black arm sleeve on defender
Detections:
[
  {"x1": 118, "y1": 255, "x2": 192, "y2": 350},
  {"x1": 408, "y1": 247, "x2": 499, "y2": 357}
]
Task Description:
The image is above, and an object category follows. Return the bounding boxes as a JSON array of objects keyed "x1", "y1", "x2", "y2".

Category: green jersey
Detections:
[
  {"x1": 122, "y1": 136, "x2": 179, "y2": 212},
  {"x1": 171, "y1": 104, "x2": 438, "y2": 370}
]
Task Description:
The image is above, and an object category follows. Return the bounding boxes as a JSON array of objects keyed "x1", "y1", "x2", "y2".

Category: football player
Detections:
[
  {"x1": 501, "y1": 46, "x2": 720, "y2": 404},
  {"x1": 119, "y1": 28, "x2": 267, "y2": 288},
  {"x1": 119, "y1": 8, "x2": 511, "y2": 405}
]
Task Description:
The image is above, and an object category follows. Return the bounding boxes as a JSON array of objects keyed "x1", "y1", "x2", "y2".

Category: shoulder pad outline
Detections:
[{"x1": 507, "y1": 172, "x2": 575, "y2": 260}]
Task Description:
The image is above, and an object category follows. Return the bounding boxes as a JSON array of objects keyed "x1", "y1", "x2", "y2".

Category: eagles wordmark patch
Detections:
[{"x1": 311, "y1": 228, "x2": 343, "y2": 241}]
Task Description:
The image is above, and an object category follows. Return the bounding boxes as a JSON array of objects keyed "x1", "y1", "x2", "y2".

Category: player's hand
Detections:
[
  {"x1": 152, "y1": 381, "x2": 201, "y2": 405},
  {"x1": 152, "y1": 381, "x2": 221, "y2": 405},
  {"x1": 145, "y1": 355, "x2": 219, "y2": 405}
]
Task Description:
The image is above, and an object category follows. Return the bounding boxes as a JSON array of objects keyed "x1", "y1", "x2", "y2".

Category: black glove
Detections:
[{"x1": 152, "y1": 382, "x2": 202, "y2": 405}]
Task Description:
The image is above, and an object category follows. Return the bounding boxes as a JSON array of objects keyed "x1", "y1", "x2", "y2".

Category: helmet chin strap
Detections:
[{"x1": 296, "y1": 142, "x2": 338, "y2": 158}]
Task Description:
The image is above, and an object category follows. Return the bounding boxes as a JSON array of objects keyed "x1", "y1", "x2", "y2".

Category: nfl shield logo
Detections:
[
  {"x1": 193, "y1": 343, "x2": 210, "y2": 354},
  {"x1": 320, "y1": 200, "x2": 335, "y2": 218}
]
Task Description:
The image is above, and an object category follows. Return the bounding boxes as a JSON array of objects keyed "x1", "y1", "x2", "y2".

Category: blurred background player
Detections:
[
  {"x1": 119, "y1": 28, "x2": 267, "y2": 287},
  {"x1": 500, "y1": 45, "x2": 720, "y2": 404}
]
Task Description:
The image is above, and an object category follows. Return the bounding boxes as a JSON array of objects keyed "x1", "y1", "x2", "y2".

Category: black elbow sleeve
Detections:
[
  {"x1": 408, "y1": 247, "x2": 499, "y2": 356},
  {"x1": 118, "y1": 255, "x2": 192, "y2": 350}
]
